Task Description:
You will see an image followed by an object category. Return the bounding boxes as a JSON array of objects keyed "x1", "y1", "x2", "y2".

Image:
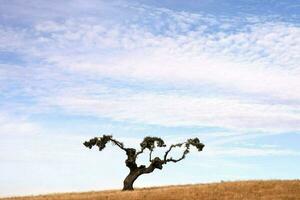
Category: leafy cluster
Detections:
[
  {"x1": 181, "y1": 138, "x2": 204, "y2": 159},
  {"x1": 140, "y1": 136, "x2": 166, "y2": 150},
  {"x1": 186, "y1": 138, "x2": 205, "y2": 151},
  {"x1": 83, "y1": 135, "x2": 115, "y2": 151}
]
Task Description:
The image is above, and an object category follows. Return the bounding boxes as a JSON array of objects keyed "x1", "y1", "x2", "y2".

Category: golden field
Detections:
[{"x1": 2, "y1": 180, "x2": 300, "y2": 200}]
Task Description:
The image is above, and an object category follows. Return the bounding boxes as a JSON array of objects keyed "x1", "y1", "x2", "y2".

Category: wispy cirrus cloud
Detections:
[
  {"x1": 41, "y1": 91, "x2": 300, "y2": 132},
  {"x1": 1, "y1": 5, "x2": 299, "y2": 133},
  {"x1": 0, "y1": 3, "x2": 299, "y2": 138}
]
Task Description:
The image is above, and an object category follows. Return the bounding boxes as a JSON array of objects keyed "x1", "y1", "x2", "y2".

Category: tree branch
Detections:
[
  {"x1": 134, "y1": 147, "x2": 145, "y2": 159},
  {"x1": 165, "y1": 149, "x2": 188, "y2": 163},
  {"x1": 83, "y1": 135, "x2": 127, "y2": 152},
  {"x1": 110, "y1": 138, "x2": 127, "y2": 151},
  {"x1": 149, "y1": 149, "x2": 153, "y2": 162},
  {"x1": 142, "y1": 157, "x2": 164, "y2": 174},
  {"x1": 163, "y1": 142, "x2": 184, "y2": 161},
  {"x1": 163, "y1": 138, "x2": 204, "y2": 164}
]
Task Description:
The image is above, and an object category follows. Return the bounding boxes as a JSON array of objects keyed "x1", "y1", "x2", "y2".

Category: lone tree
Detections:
[{"x1": 83, "y1": 135, "x2": 204, "y2": 191}]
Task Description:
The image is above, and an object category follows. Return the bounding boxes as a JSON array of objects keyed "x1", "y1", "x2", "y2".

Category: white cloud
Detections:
[
  {"x1": 37, "y1": 11, "x2": 300, "y2": 132},
  {"x1": 1, "y1": 4, "x2": 300, "y2": 133},
  {"x1": 10, "y1": 14, "x2": 297, "y2": 102},
  {"x1": 41, "y1": 91, "x2": 300, "y2": 132},
  {"x1": 0, "y1": 113, "x2": 41, "y2": 135},
  {"x1": 203, "y1": 146, "x2": 300, "y2": 157}
]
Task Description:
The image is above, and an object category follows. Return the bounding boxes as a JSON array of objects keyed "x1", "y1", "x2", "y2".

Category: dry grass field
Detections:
[{"x1": 2, "y1": 180, "x2": 300, "y2": 200}]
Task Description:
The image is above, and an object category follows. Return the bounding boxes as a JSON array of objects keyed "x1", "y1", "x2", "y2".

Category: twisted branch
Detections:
[
  {"x1": 83, "y1": 135, "x2": 127, "y2": 151},
  {"x1": 149, "y1": 149, "x2": 153, "y2": 162},
  {"x1": 163, "y1": 138, "x2": 204, "y2": 164}
]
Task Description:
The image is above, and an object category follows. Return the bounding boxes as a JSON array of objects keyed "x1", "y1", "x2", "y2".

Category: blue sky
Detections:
[{"x1": 0, "y1": 0, "x2": 300, "y2": 197}]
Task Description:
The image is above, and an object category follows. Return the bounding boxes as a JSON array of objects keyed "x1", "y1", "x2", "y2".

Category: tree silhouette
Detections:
[{"x1": 83, "y1": 135, "x2": 204, "y2": 191}]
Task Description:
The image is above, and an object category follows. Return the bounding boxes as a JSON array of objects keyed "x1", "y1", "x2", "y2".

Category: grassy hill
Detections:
[{"x1": 2, "y1": 180, "x2": 300, "y2": 200}]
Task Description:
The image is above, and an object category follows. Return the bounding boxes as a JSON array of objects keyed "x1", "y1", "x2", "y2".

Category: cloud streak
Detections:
[
  {"x1": 41, "y1": 91, "x2": 300, "y2": 132},
  {"x1": 1, "y1": 4, "x2": 300, "y2": 134}
]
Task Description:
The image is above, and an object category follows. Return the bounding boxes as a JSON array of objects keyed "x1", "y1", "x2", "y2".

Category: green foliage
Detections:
[
  {"x1": 186, "y1": 137, "x2": 205, "y2": 151},
  {"x1": 83, "y1": 135, "x2": 114, "y2": 151},
  {"x1": 140, "y1": 136, "x2": 166, "y2": 150}
]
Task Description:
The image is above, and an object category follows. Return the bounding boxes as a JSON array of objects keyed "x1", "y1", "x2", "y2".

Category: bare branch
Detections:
[
  {"x1": 166, "y1": 157, "x2": 185, "y2": 163},
  {"x1": 165, "y1": 149, "x2": 189, "y2": 163},
  {"x1": 134, "y1": 147, "x2": 145, "y2": 159},
  {"x1": 149, "y1": 149, "x2": 153, "y2": 162},
  {"x1": 163, "y1": 137, "x2": 204, "y2": 164},
  {"x1": 163, "y1": 145, "x2": 174, "y2": 161},
  {"x1": 110, "y1": 137, "x2": 126, "y2": 151},
  {"x1": 163, "y1": 142, "x2": 184, "y2": 161}
]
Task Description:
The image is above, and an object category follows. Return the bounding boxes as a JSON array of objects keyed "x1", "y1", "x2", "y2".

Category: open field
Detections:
[{"x1": 2, "y1": 180, "x2": 300, "y2": 200}]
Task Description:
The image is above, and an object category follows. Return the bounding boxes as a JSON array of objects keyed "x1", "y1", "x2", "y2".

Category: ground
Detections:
[{"x1": 2, "y1": 180, "x2": 300, "y2": 200}]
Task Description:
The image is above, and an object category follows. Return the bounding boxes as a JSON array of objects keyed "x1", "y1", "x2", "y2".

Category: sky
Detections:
[{"x1": 0, "y1": 0, "x2": 300, "y2": 197}]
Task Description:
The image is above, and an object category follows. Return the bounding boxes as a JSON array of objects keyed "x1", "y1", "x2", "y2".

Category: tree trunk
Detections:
[
  {"x1": 122, "y1": 163, "x2": 158, "y2": 191},
  {"x1": 122, "y1": 170, "x2": 141, "y2": 191},
  {"x1": 122, "y1": 148, "x2": 162, "y2": 191}
]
